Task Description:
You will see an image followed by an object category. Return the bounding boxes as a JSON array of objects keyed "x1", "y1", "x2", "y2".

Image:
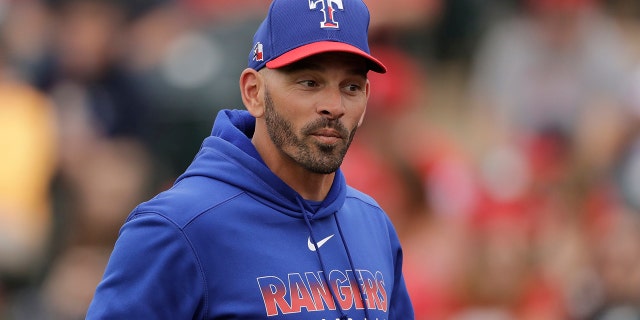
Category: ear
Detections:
[
  {"x1": 240, "y1": 68, "x2": 264, "y2": 118},
  {"x1": 357, "y1": 80, "x2": 371, "y2": 127}
]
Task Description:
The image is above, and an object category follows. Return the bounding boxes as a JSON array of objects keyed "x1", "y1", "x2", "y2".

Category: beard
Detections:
[{"x1": 263, "y1": 89, "x2": 357, "y2": 174}]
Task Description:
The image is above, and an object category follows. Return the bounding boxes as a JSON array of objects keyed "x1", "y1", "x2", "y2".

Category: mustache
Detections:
[{"x1": 302, "y1": 118, "x2": 350, "y2": 139}]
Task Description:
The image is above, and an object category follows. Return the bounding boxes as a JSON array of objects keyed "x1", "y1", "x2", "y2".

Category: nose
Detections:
[{"x1": 317, "y1": 88, "x2": 345, "y2": 120}]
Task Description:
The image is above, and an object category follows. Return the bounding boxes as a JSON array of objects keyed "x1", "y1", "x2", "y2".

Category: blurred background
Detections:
[{"x1": 1, "y1": 0, "x2": 640, "y2": 319}]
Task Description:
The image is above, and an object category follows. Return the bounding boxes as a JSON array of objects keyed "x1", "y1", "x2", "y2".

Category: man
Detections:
[{"x1": 86, "y1": 0, "x2": 414, "y2": 319}]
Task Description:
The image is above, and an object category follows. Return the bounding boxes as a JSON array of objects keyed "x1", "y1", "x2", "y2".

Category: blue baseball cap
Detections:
[{"x1": 248, "y1": 0, "x2": 386, "y2": 73}]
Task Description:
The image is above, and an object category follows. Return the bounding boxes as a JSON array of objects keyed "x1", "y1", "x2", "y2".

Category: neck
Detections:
[
  {"x1": 274, "y1": 164, "x2": 335, "y2": 201},
  {"x1": 252, "y1": 126, "x2": 335, "y2": 201}
]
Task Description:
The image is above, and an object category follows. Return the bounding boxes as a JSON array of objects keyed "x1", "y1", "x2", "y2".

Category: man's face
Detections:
[{"x1": 261, "y1": 52, "x2": 370, "y2": 174}]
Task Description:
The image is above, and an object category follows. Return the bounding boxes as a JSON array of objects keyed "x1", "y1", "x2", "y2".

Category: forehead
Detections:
[{"x1": 275, "y1": 52, "x2": 370, "y2": 76}]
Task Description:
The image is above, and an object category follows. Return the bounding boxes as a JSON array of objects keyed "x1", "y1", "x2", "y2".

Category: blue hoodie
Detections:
[{"x1": 86, "y1": 109, "x2": 414, "y2": 320}]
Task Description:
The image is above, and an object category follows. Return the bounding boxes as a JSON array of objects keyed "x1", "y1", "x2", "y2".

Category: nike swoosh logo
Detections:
[{"x1": 308, "y1": 234, "x2": 335, "y2": 252}]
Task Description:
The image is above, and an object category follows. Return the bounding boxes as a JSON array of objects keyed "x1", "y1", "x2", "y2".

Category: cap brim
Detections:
[{"x1": 266, "y1": 41, "x2": 387, "y2": 74}]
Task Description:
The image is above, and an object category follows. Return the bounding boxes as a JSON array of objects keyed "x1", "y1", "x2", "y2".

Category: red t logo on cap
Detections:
[{"x1": 309, "y1": 0, "x2": 344, "y2": 29}]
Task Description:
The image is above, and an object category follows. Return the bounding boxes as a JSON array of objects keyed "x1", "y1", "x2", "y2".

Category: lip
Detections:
[
  {"x1": 311, "y1": 128, "x2": 344, "y2": 144},
  {"x1": 313, "y1": 128, "x2": 342, "y2": 138}
]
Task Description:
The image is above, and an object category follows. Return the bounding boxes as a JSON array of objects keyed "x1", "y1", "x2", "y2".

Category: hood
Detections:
[{"x1": 175, "y1": 109, "x2": 347, "y2": 220}]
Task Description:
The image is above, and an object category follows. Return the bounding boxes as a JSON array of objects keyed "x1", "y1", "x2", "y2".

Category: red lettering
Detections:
[
  {"x1": 330, "y1": 270, "x2": 353, "y2": 310},
  {"x1": 357, "y1": 270, "x2": 378, "y2": 309},
  {"x1": 305, "y1": 271, "x2": 336, "y2": 311},
  {"x1": 347, "y1": 270, "x2": 365, "y2": 309},
  {"x1": 288, "y1": 273, "x2": 317, "y2": 312},
  {"x1": 376, "y1": 271, "x2": 388, "y2": 312},
  {"x1": 257, "y1": 268, "x2": 389, "y2": 316},
  {"x1": 257, "y1": 276, "x2": 293, "y2": 316}
]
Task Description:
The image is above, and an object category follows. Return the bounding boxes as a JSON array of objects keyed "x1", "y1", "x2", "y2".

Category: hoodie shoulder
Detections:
[
  {"x1": 131, "y1": 176, "x2": 245, "y2": 228},
  {"x1": 345, "y1": 185, "x2": 382, "y2": 209}
]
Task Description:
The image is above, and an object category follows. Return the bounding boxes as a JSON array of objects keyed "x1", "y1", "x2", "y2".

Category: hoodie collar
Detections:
[{"x1": 177, "y1": 109, "x2": 347, "y2": 220}]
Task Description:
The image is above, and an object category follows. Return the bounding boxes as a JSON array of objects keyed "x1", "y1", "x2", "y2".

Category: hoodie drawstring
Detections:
[
  {"x1": 334, "y1": 213, "x2": 371, "y2": 320},
  {"x1": 298, "y1": 197, "x2": 371, "y2": 320},
  {"x1": 301, "y1": 202, "x2": 348, "y2": 320}
]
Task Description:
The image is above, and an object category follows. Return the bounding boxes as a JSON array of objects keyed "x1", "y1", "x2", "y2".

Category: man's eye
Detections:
[
  {"x1": 346, "y1": 84, "x2": 362, "y2": 92},
  {"x1": 299, "y1": 80, "x2": 318, "y2": 87}
]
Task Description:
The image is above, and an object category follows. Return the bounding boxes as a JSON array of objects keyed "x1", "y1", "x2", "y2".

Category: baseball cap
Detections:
[{"x1": 248, "y1": 0, "x2": 386, "y2": 73}]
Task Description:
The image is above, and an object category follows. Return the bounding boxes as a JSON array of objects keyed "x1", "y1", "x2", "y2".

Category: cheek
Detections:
[
  {"x1": 346, "y1": 98, "x2": 367, "y2": 127},
  {"x1": 357, "y1": 111, "x2": 366, "y2": 127},
  {"x1": 273, "y1": 92, "x2": 307, "y2": 116},
  {"x1": 278, "y1": 103, "x2": 308, "y2": 131}
]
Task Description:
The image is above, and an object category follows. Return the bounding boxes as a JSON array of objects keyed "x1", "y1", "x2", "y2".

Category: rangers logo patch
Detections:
[{"x1": 252, "y1": 42, "x2": 264, "y2": 62}]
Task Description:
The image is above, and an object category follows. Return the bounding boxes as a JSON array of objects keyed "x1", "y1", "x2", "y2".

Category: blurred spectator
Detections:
[
  {"x1": 0, "y1": 0, "x2": 52, "y2": 84},
  {"x1": 4, "y1": 0, "x2": 156, "y2": 318},
  {"x1": 37, "y1": 0, "x2": 154, "y2": 245},
  {"x1": 40, "y1": 0, "x2": 148, "y2": 139},
  {"x1": 0, "y1": 38, "x2": 58, "y2": 317},
  {"x1": 123, "y1": 0, "x2": 265, "y2": 184},
  {"x1": 470, "y1": 0, "x2": 633, "y2": 143}
]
